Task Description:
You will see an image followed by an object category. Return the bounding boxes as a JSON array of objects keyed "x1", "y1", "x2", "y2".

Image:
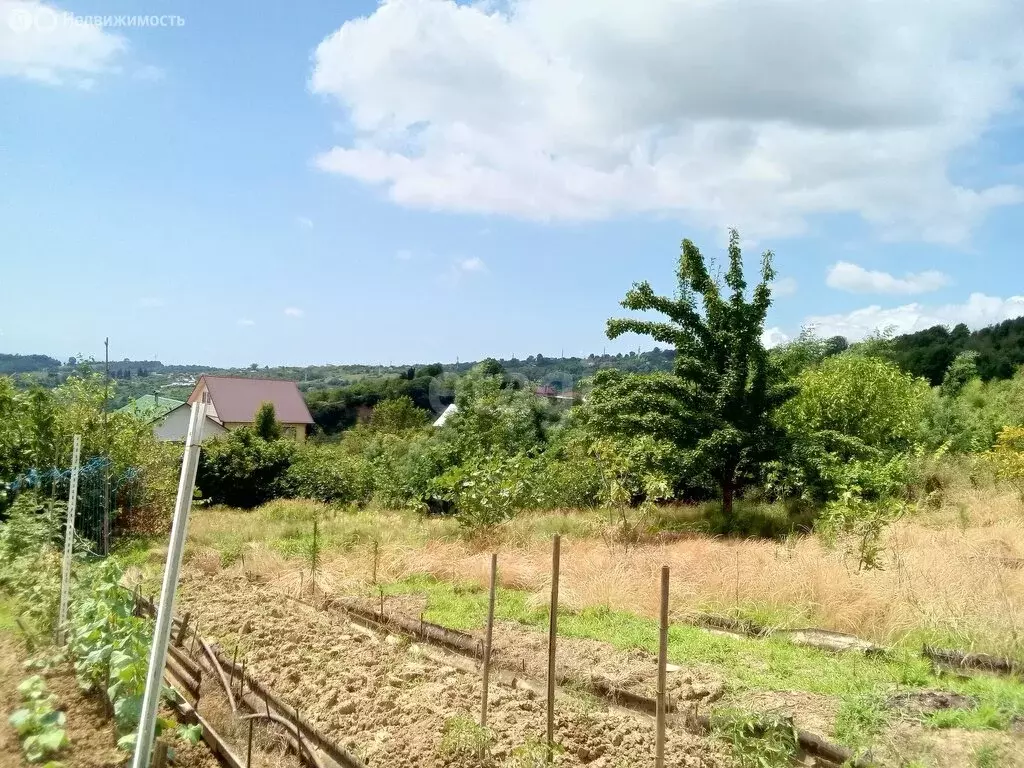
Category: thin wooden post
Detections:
[
  {"x1": 372, "y1": 540, "x2": 379, "y2": 585},
  {"x1": 56, "y1": 435, "x2": 82, "y2": 646},
  {"x1": 656, "y1": 565, "x2": 669, "y2": 768},
  {"x1": 546, "y1": 534, "x2": 560, "y2": 763},
  {"x1": 480, "y1": 554, "x2": 498, "y2": 735},
  {"x1": 152, "y1": 741, "x2": 168, "y2": 768},
  {"x1": 246, "y1": 719, "x2": 254, "y2": 768},
  {"x1": 175, "y1": 612, "x2": 191, "y2": 647},
  {"x1": 130, "y1": 401, "x2": 207, "y2": 768}
]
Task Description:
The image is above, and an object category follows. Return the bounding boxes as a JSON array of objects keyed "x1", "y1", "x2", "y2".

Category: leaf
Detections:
[
  {"x1": 8, "y1": 707, "x2": 33, "y2": 735},
  {"x1": 35, "y1": 728, "x2": 69, "y2": 753},
  {"x1": 177, "y1": 723, "x2": 202, "y2": 744},
  {"x1": 116, "y1": 732, "x2": 137, "y2": 751}
]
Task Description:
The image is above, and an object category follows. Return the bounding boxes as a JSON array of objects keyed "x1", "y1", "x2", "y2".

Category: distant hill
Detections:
[
  {"x1": 4, "y1": 315, "x2": 1023, "y2": 397},
  {"x1": 0, "y1": 353, "x2": 62, "y2": 374},
  {"x1": 891, "y1": 316, "x2": 1024, "y2": 385}
]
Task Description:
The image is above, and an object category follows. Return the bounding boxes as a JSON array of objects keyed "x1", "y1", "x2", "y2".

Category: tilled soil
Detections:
[{"x1": 176, "y1": 570, "x2": 730, "y2": 768}]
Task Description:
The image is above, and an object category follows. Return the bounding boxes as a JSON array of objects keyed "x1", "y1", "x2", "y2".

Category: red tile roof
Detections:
[{"x1": 188, "y1": 376, "x2": 314, "y2": 425}]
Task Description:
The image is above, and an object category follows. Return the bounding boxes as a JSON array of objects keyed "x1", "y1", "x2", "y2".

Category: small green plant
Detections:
[
  {"x1": 438, "y1": 715, "x2": 491, "y2": 760},
  {"x1": 8, "y1": 674, "x2": 70, "y2": 764},
  {"x1": 710, "y1": 708, "x2": 798, "y2": 768},
  {"x1": 504, "y1": 736, "x2": 563, "y2": 767},
  {"x1": 972, "y1": 742, "x2": 1003, "y2": 768},
  {"x1": 817, "y1": 495, "x2": 904, "y2": 571},
  {"x1": 833, "y1": 693, "x2": 887, "y2": 754}
]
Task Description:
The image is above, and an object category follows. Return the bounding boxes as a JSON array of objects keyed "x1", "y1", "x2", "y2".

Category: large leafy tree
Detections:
[{"x1": 605, "y1": 230, "x2": 790, "y2": 519}]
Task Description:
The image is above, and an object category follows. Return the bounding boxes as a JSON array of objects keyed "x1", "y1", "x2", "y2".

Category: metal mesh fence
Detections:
[{"x1": 9, "y1": 459, "x2": 144, "y2": 555}]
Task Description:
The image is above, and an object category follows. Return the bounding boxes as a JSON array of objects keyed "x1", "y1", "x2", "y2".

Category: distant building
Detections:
[
  {"x1": 433, "y1": 403, "x2": 458, "y2": 427},
  {"x1": 187, "y1": 376, "x2": 314, "y2": 442},
  {"x1": 119, "y1": 393, "x2": 226, "y2": 443}
]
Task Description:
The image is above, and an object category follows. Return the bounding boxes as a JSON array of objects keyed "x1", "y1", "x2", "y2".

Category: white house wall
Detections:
[{"x1": 153, "y1": 406, "x2": 226, "y2": 443}]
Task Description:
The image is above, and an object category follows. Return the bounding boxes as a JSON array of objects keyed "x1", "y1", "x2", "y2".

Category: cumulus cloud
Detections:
[
  {"x1": 761, "y1": 327, "x2": 790, "y2": 348},
  {"x1": 458, "y1": 256, "x2": 485, "y2": 272},
  {"x1": 310, "y1": 0, "x2": 1024, "y2": 243},
  {"x1": 771, "y1": 277, "x2": 798, "y2": 298},
  {"x1": 806, "y1": 293, "x2": 1024, "y2": 340},
  {"x1": 283, "y1": 307, "x2": 304, "y2": 317},
  {"x1": 826, "y1": 261, "x2": 951, "y2": 294},
  {"x1": 1, "y1": 0, "x2": 126, "y2": 85}
]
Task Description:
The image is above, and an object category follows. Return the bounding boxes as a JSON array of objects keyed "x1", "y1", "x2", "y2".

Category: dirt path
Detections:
[{"x1": 177, "y1": 569, "x2": 730, "y2": 768}]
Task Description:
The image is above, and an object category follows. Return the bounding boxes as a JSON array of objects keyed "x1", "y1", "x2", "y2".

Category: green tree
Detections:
[
  {"x1": 369, "y1": 396, "x2": 429, "y2": 434},
  {"x1": 940, "y1": 350, "x2": 979, "y2": 398},
  {"x1": 605, "y1": 229, "x2": 789, "y2": 520},
  {"x1": 253, "y1": 402, "x2": 282, "y2": 441}
]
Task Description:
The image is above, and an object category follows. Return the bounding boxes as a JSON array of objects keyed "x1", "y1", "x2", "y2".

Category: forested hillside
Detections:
[{"x1": 891, "y1": 317, "x2": 1024, "y2": 384}]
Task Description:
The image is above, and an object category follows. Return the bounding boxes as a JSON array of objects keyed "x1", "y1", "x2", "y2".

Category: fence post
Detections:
[
  {"x1": 480, "y1": 553, "x2": 498, "y2": 738},
  {"x1": 56, "y1": 435, "x2": 82, "y2": 646},
  {"x1": 130, "y1": 401, "x2": 207, "y2": 768},
  {"x1": 656, "y1": 565, "x2": 669, "y2": 768},
  {"x1": 547, "y1": 534, "x2": 560, "y2": 763}
]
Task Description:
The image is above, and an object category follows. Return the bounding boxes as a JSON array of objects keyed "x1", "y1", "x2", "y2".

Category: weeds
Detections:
[
  {"x1": 710, "y1": 708, "x2": 798, "y2": 768},
  {"x1": 504, "y1": 736, "x2": 563, "y2": 767},
  {"x1": 971, "y1": 742, "x2": 1004, "y2": 768},
  {"x1": 833, "y1": 693, "x2": 887, "y2": 754},
  {"x1": 438, "y1": 715, "x2": 491, "y2": 760}
]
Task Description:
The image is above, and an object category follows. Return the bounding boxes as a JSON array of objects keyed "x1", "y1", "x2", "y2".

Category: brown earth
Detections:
[
  {"x1": 1, "y1": 626, "x2": 219, "y2": 768},
  {"x1": 176, "y1": 569, "x2": 731, "y2": 768}
]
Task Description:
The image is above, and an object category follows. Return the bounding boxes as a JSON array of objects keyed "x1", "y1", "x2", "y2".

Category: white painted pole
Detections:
[
  {"x1": 131, "y1": 401, "x2": 206, "y2": 768},
  {"x1": 56, "y1": 435, "x2": 81, "y2": 646}
]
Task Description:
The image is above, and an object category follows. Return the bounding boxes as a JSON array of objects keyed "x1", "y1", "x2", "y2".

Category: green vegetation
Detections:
[
  {"x1": 375, "y1": 573, "x2": 1024, "y2": 753},
  {"x1": 710, "y1": 708, "x2": 798, "y2": 768},
  {"x1": 438, "y1": 715, "x2": 492, "y2": 760},
  {"x1": 8, "y1": 674, "x2": 69, "y2": 764}
]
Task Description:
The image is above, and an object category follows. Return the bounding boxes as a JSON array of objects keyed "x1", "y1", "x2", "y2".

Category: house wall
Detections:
[
  {"x1": 154, "y1": 407, "x2": 227, "y2": 443},
  {"x1": 222, "y1": 422, "x2": 307, "y2": 443}
]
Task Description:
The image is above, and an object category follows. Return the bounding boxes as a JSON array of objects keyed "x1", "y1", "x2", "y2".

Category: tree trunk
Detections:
[{"x1": 721, "y1": 479, "x2": 735, "y2": 523}]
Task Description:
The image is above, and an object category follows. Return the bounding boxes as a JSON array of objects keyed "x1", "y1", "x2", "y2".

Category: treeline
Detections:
[
  {"x1": 891, "y1": 317, "x2": 1024, "y2": 385},
  {"x1": 0, "y1": 354, "x2": 62, "y2": 374}
]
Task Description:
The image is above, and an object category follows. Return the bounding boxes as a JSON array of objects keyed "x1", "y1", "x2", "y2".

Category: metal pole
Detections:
[
  {"x1": 546, "y1": 534, "x2": 560, "y2": 762},
  {"x1": 656, "y1": 565, "x2": 670, "y2": 768},
  {"x1": 480, "y1": 554, "x2": 498, "y2": 733},
  {"x1": 56, "y1": 435, "x2": 82, "y2": 646},
  {"x1": 130, "y1": 401, "x2": 206, "y2": 768},
  {"x1": 103, "y1": 337, "x2": 110, "y2": 555}
]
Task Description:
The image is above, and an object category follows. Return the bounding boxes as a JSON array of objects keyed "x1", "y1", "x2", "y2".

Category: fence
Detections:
[{"x1": 7, "y1": 458, "x2": 144, "y2": 555}]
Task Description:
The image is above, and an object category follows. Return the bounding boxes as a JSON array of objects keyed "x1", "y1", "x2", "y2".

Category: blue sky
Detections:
[{"x1": 2, "y1": 0, "x2": 1024, "y2": 367}]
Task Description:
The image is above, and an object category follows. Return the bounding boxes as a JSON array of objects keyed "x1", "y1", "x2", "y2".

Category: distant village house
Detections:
[{"x1": 122, "y1": 376, "x2": 313, "y2": 442}]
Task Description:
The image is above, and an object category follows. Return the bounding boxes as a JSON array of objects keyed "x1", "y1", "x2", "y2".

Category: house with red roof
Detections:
[{"x1": 187, "y1": 376, "x2": 315, "y2": 442}]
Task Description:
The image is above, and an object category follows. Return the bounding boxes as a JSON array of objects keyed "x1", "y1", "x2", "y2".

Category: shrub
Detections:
[
  {"x1": 284, "y1": 444, "x2": 373, "y2": 505},
  {"x1": 431, "y1": 455, "x2": 536, "y2": 535},
  {"x1": 197, "y1": 428, "x2": 295, "y2": 508}
]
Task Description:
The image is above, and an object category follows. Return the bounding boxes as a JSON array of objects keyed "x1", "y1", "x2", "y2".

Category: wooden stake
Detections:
[
  {"x1": 546, "y1": 534, "x2": 560, "y2": 763},
  {"x1": 246, "y1": 719, "x2": 254, "y2": 768},
  {"x1": 480, "y1": 553, "x2": 498, "y2": 735},
  {"x1": 656, "y1": 565, "x2": 669, "y2": 768},
  {"x1": 175, "y1": 612, "x2": 191, "y2": 647},
  {"x1": 153, "y1": 741, "x2": 168, "y2": 768},
  {"x1": 372, "y1": 540, "x2": 379, "y2": 585}
]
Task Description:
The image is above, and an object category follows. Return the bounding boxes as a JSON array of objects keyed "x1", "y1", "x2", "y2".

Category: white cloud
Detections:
[
  {"x1": 237, "y1": 318, "x2": 256, "y2": 327},
  {"x1": 771, "y1": 277, "x2": 798, "y2": 298},
  {"x1": 826, "y1": 261, "x2": 951, "y2": 294},
  {"x1": 135, "y1": 296, "x2": 165, "y2": 309},
  {"x1": 396, "y1": 248, "x2": 414, "y2": 260},
  {"x1": 1, "y1": 0, "x2": 126, "y2": 85},
  {"x1": 761, "y1": 327, "x2": 790, "y2": 348},
  {"x1": 310, "y1": 0, "x2": 1024, "y2": 243},
  {"x1": 296, "y1": 216, "x2": 314, "y2": 230},
  {"x1": 806, "y1": 293, "x2": 1024, "y2": 340},
  {"x1": 458, "y1": 256, "x2": 485, "y2": 272},
  {"x1": 283, "y1": 307, "x2": 304, "y2": 317}
]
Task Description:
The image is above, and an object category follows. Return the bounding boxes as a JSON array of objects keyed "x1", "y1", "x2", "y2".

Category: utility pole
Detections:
[{"x1": 102, "y1": 337, "x2": 110, "y2": 555}]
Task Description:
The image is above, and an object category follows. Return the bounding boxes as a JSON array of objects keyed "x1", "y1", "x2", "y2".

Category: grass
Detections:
[{"x1": 374, "y1": 573, "x2": 1024, "y2": 749}]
